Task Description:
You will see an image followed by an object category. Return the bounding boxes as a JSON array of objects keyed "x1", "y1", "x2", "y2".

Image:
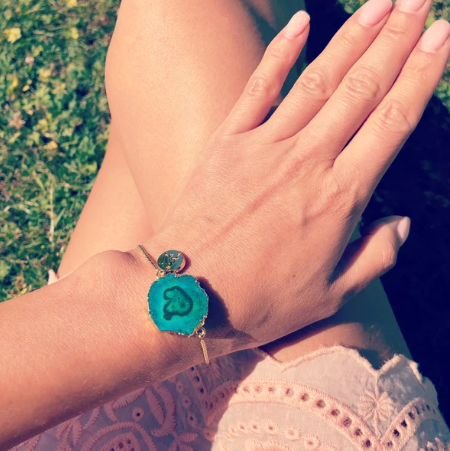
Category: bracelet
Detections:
[{"x1": 138, "y1": 245, "x2": 210, "y2": 364}]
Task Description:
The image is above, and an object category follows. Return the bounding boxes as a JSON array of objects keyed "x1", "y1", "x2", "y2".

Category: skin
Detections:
[
  {"x1": 1, "y1": 0, "x2": 449, "y2": 447},
  {"x1": 59, "y1": 0, "x2": 408, "y2": 368}
]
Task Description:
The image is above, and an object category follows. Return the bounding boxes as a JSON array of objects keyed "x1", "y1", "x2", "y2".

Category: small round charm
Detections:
[{"x1": 157, "y1": 250, "x2": 185, "y2": 273}]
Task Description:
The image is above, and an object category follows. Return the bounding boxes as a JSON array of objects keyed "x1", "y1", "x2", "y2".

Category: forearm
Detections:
[
  {"x1": 0, "y1": 246, "x2": 202, "y2": 449},
  {"x1": 106, "y1": 0, "x2": 296, "y2": 231}
]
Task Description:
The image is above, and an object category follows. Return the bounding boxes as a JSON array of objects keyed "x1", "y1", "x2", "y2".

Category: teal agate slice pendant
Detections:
[{"x1": 147, "y1": 272, "x2": 209, "y2": 336}]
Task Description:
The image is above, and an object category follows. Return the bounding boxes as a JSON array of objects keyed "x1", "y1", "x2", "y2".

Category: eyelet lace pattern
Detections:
[{"x1": 11, "y1": 345, "x2": 450, "y2": 451}]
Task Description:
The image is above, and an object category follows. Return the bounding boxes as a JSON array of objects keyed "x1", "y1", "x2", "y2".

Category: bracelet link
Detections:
[{"x1": 195, "y1": 326, "x2": 209, "y2": 364}]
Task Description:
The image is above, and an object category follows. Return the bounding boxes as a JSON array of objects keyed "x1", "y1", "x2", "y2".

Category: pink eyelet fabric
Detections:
[{"x1": 10, "y1": 272, "x2": 450, "y2": 451}]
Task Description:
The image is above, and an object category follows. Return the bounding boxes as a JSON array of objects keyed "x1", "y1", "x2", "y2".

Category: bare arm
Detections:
[
  {"x1": 0, "y1": 248, "x2": 203, "y2": 449},
  {"x1": 2, "y1": 1, "x2": 449, "y2": 448}
]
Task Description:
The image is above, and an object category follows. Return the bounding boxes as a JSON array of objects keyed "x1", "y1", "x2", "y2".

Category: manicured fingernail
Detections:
[
  {"x1": 397, "y1": 217, "x2": 411, "y2": 245},
  {"x1": 358, "y1": 0, "x2": 393, "y2": 27},
  {"x1": 284, "y1": 10, "x2": 310, "y2": 39},
  {"x1": 418, "y1": 20, "x2": 450, "y2": 53},
  {"x1": 396, "y1": 0, "x2": 427, "y2": 13}
]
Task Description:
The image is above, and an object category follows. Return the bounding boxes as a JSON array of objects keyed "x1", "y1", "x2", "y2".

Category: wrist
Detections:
[
  {"x1": 132, "y1": 231, "x2": 247, "y2": 363},
  {"x1": 51, "y1": 248, "x2": 196, "y2": 389},
  {"x1": 123, "y1": 241, "x2": 211, "y2": 375}
]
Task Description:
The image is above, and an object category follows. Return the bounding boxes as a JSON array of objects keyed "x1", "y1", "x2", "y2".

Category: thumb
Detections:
[{"x1": 332, "y1": 215, "x2": 411, "y2": 298}]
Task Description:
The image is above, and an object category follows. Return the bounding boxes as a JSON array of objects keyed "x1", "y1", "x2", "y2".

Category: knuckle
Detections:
[
  {"x1": 266, "y1": 39, "x2": 287, "y2": 63},
  {"x1": 324, "y1": 172, "x2": 346, "y2": 202},
  {"x1": 280, "y1": 148, "x2": 310, "y2": 181},
  {"x1": 376, "y1": 99, "x2": 415, "y2": 134},
  {"x1": 318, "y1": 171, "x2": 365, "y2": 222},
  {"x1": 297, "y1": 66, "x2": 333, "y2": 100},
  {"x1": 382, "y1": 17, "x2": 409, "y2": 41},
  {"x1": 333, "y1": 164, "x2": 362, "y2": 206},
  {"x1": 343, "y1": 67, "x2": 382, "y2": 103},
  {"x1": 308, "y1": 170, "x2": 351, "y2": 217},
  {"x1": 407, "y1": 54, "x2": 435, "y2": 84},
  {"x1": 381, "y1": 240, "x2": 398, "y2": 272},
  {"x1": 340, "y1": 25, "x2": 361, "y2": 50},
  {"x1": 325, "y1": 170, "x2": 357, "y2": 208},
  {"x1": 248, "y1": 75, "x2": 272, "y2": 97}
]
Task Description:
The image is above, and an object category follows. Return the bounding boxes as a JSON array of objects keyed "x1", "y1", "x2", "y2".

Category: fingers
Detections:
[
  {"x1": 335, "y1": 19, "x2": 450, "y2": 199},
  {"x1": 302, "y1": 0, "x2": 431, "y2": 159},
  {"x1": 262, "y1": 0, "x2": 393, "y2": 141},
  {"x1": 331, "y1": 216, "x2": 410, "y2": 299},
  {"x1": 218, "y1": 11, "x2": 310, "y2": 136}
]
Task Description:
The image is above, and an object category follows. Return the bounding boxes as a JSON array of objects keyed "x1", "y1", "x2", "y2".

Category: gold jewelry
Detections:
[{"x1": 138, "y1": 245, "x2": 210, "y2": 364}]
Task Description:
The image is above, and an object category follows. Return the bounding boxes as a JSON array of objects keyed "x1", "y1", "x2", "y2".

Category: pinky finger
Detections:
[{"x1": 218, "y1": 10, "x2": 310, "y2": 136}]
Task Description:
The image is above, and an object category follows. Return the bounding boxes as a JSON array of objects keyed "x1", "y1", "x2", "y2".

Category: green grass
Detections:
[
  {"x1": 0, "y1": 0, "x2": 116, "y2": 298},
  {"x1": 1, "y1": 0, "x2": 449, "y2": 300}
]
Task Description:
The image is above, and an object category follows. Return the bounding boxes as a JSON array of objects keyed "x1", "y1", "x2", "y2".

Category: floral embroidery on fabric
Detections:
[
  {"x1": 303, "y1": 434, "x2": 320, "y2": 449},
  {"x1": 210, "y1": 378, "x2": 449, "y2": 451},
  {"x1": 113, "y1": 388, "x2": 146, "y2": 409},
  {"x1": 203, "y1": 428, "x2": 216, "y2": 441},
  {"x1": 11, "y1": 434, "x2": 41, "y2": 451},
  {"x1": 249, "y1": 421, "x2": 262, "y2": 434},
  {"x1": 198, "y1": 358, "x2": 222, "y2": 383},
  {"x1": 182, "y1": 396, "x2": 192, "y2": 410},
  {"x1": 211, "y1": 378, "x2": 379, "y2": 448},
  {"x1": 176, "y1": 381, "x2": 185, "y2": 394},
  {"x1": 80, "y1": 422, "x2": 157, "y2": 451},
  {"x1": 218, "y1": 420, "x2": 339, "y2": 451},
  {"x1": 381, "y1": 399, "x2": 449, "y2": 450},
  {"x1": 284, "y1": 427, "x2": 301, "y2": 441},
  {"x1": 54, "y1": 414, "x2": 83, "y2": 450},
  {"x1": 10, "y1": 344, "x2": 450, "y2": 451},
  {"x1": 98, "y1": 432, "x2": 140, "y2": 451},
  {"x1": 264, "y1": 420, "x2": 279, "y2": 435},
  {"x1": 167, "y1": 433, "x2": 197, "y2": 451},
  {"x1": 237, "y1": 421, "x2": 248, "y2": 433},
  {"x1": 131, "y1": 407, "x2": 144, "y2": 422},
  {"x1": 186, "y1": 411, "x2": 198, "y2": 428},
  {"x1": 358, "y1": 386, "x2": 394, "y2": 437},
  {"x1": 84, "y1": 408, "x2": 101, "y2": 429},
  {"x1": 103, "y1": 388, "x2": 145, "y2": 423},
  {"x1": 245, "y1": 438, "x2": 292, "y2": 450},
  {"x1": 149, "y1": 386, "x2": 176, "y2": 438},
  {"x1": 145, "y1": 388, "x2": 165, "y2": 425}
]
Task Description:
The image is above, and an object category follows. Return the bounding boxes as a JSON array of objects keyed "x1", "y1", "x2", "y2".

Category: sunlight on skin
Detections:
[{"x1": 61, "y1": 0, "x2": 409, "y2": 367}]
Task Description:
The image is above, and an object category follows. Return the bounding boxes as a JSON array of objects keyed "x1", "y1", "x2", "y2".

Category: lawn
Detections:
[
  {"x1": 1, "y1": 0, "x2": 115, "y2": 298},
  {"x1": 1, "y1": 0, "x2": 450, "y2": 423}
]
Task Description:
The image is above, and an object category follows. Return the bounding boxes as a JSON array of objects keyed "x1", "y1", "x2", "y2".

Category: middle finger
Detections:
[{"x1": 300, "y1": 0, "x2": 431, "y2": 159}]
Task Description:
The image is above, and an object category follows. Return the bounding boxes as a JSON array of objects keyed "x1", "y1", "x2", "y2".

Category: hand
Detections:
[{"x1": 135, "y1": 0, "x2": 449, "y2": 356}]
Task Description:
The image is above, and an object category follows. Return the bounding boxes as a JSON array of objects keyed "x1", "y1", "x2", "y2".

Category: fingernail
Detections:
[
  {"x1": 284, "y1": 10, "x2": 310, "y2": 39},
  {"x1": 397, "y1": 217, "x2": 411, "y2": 245},
  {"x1": 396, "y1": 0, "x2": 427, "y2": 13},
  {"x1": 418, "y1": 20, "x2": 450, "y2": 53},
  {"x1": 358, "y1": 0, "x2": 393, "y2": 27}
]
